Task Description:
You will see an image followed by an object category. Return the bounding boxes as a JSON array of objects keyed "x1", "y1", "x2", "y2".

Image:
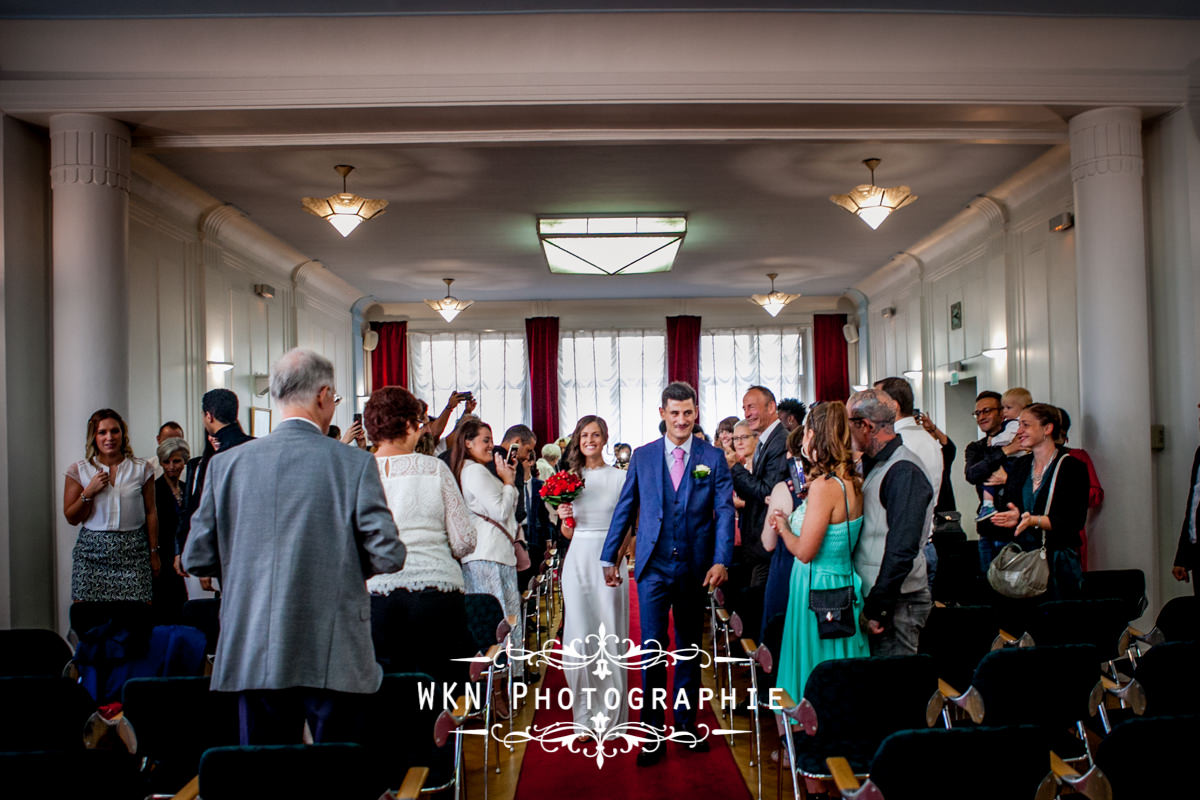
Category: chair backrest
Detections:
[
  {"x1": 1080, "y1": 569, "x2": 1147, "y2": 621},
  {"x1": 70, "y1": 601, "x2": 153, "y2": 641},
  {"x1": 1133, "y1": 641, "x2": 1200, "y2": 717},
  {"x1": 0, "y1": 676, "x2": 96, "y2": 752},
  {"x1": 180, "y1": 598, "x2": 221, "y2": 654},
  {"x1": 463, "y1": 593, "x2": 506, "y2": 652},
  {"x1": 1155, "y1": 595, "x2": 1198, "y2": 643},
  {"x1": 971, "y1": 644, "x2": 1100, "y2": 730},
  {"x1": 198, "y1": 743, "x2": 387, "y2": 800},
  {"x1": 918, "y1": 605, "x2": 1000, "y2": 691},
  {"x1": 0, "y1": 749, "x2": 142, "y2": 799},
  {"x1": 0, "y1": 629, "x2": 73, "y2": 677},
  {"x1": 869, "y1": 725, "x2": 1052, "y2": 800},
  {"x1": 121, "y1": 676, "x2": 240, "y2": 791},
  {"x1": 797, "y1": 655, "x2": 939, "y2": 774},
  {"x1": 1094, "y1": 714, "x2": 1199, "y2": 798},
  {"x1": 362, "y1": 672, "x2": 450, "y2": 787},
  {"x1": 1029, "y1": 599, "x2": 1129, "y2": 660}
]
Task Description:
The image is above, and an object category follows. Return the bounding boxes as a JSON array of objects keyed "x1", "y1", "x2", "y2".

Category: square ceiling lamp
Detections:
[{"x1": 537, "y1": 215, "x2": 687, "y2": 275}]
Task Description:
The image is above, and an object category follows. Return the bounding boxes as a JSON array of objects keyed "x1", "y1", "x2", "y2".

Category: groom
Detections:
[{"x1": 601, "y1": 381, "x2": 735, "y2": 766}]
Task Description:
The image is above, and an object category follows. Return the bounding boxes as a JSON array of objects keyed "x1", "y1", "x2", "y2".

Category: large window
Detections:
[
  {"x1": 408, "y1": 331, "x2": 528, "y2": 431},
  {"x1": 559, "y1": 329, "x2": 666, "y2": 453},
  {"x1": 699, "y1": 327, "x2": 810, "y2": 423}
]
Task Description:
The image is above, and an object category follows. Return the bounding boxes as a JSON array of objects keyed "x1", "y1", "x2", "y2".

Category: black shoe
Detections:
[{"x1": 636, "y1": 746, "x2": 665, "y2": 767}]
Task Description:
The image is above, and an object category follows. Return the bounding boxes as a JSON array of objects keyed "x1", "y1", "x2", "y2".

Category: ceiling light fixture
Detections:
[
  {"x1": 537, "y1": 215, "x2": 686, "y2": 275},
  {"x1": 424, "y1": 278, "x2": 474, "y2": 323},
  {"x1": 749, "y1": 273, "x2": 799, "y2": 318},
  {"x1": 830, "y1": 158, "x2": 918, "y2": 231},
  {"x1": 301, "y1": 165, "x2": 388, "y2": 238}
]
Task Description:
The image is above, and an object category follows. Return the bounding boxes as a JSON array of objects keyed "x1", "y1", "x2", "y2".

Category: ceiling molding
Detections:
[{"x1": 136, "y1": 126, "x2": 1070, "y2": 150}]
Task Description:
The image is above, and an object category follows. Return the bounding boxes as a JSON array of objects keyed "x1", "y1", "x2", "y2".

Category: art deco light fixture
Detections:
[
  {"x1": 829, "y1": 158, "x2": 918, "y2": 231},
  {"x1": 537, "y1": 215, "x2": 687, "y2": 275},
  {"x1": 424, "y1": 278, "x2": 474, "y2": 323},
  {"x1": 301, "y1": 165, "x2": 388, "y2": 238},
  {"x1": 749, "y1": 273, "x2": 799, "y2": 318}
]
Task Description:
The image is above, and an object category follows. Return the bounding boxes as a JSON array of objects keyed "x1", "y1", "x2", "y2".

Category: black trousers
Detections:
[{"x1": 236, "y1": 687, "x2": 367, "y2": 745}]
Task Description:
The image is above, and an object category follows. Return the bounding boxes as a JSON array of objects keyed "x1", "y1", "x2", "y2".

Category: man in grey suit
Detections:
[{"x1": 183, "y1": 348, "x2": 405, "y2": 745}]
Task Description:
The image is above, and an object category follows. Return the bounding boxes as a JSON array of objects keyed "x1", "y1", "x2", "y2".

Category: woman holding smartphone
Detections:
[{"x1": 450, "y1": 418, "x2": 526, "y2": 678}]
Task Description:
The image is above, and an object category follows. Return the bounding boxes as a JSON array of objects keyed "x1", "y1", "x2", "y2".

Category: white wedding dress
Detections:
[{"x1": 560, "y1": 465, "x2": 630, "y2": 729}]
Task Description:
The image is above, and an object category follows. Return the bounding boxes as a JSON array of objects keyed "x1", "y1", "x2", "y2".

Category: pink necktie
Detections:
[{"x1": 670, "y1": 446, "x2": 686, "y2": 490}]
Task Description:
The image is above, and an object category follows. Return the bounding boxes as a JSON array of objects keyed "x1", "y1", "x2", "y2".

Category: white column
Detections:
[
  {"x1": 50, "y1": 114, "x2": 131, "y2": 631},
  {"x1": 1069, "y1": 107, "x2": 1157, "y2": 606}
]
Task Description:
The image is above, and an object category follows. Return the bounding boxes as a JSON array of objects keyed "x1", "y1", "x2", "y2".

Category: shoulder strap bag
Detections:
[
  {"x1": 986, "y1": 454, "x2": 1069, "y2": 599},
  {"x1": 808, "y1": 476, "x2": 858, "y2": 640},
  {"x1": 474, "y1": 512, "x2": 532, "y2": 572}
]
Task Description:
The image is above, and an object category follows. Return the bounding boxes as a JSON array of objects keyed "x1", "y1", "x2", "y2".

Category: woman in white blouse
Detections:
[
  {"x1": 449, "y1": 418, "x2": 526, "y2": 678},
  {"x1": 63, "y1": 409, "x2": 160, "y2": 603},
  {"x1": 362, "y1": 386, "x2": 477, "y2": 682}
]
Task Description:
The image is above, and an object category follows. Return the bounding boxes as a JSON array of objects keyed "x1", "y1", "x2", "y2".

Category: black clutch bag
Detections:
[{"x1": 809, "y1": 586, "x2": 856, "y2": 639}]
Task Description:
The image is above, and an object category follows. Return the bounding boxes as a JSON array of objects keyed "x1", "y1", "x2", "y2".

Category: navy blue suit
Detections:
[{"x1": 601, "y1": 435, "x2": 735, "y2": 732}]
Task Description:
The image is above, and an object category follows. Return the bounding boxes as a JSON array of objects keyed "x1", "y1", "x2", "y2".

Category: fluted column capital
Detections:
[
  {"x1": 49, "y1": 114, "x2": 130, "y2": 192},
  {"x1": 1069, "y1": 107, "x2": 1143, "y2": 184}
]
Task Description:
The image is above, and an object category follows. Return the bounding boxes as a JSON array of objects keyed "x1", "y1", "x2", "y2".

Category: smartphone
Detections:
[
  {"x1": 353, "y1": 413, "x2": 362, "y2": 424},
  {"x1": 913, "y1": 408, "x2": 921, "y2": 419},
  {"x1": 507, "y1": 443, "x2": 520, "y2": 464}
]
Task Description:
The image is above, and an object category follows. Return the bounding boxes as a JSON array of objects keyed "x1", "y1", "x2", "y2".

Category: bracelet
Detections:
[{"x1": 81, "y1": 495, "x2": 93, "y2": 503}]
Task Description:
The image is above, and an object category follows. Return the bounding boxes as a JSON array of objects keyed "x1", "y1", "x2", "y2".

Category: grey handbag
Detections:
[{"x1": 986, "y1": 454, "x2": 1068, "y2": 599}]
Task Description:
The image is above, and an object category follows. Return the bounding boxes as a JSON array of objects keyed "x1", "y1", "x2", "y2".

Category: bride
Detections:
[{"x1": 556, "y1": 415, "x2": 630, "y2": 730}]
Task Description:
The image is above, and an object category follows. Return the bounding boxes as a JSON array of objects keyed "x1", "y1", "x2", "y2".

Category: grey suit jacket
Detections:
[{"x1": 182, "y1": 418, "x2": 405, "y2": 694}]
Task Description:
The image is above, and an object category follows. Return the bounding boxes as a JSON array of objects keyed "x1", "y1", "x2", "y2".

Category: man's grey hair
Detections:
[
  {"x1": 847, "y1": 388, "x2": 896, "y2": 427},
  {"x1": 270, "y1": 348, "x2": 335, "y2": 405}
]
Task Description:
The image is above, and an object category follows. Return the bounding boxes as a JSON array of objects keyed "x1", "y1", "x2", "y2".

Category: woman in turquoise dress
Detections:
[{"x1": 765, "y1": 400, "x2": 868, "y2": 706}]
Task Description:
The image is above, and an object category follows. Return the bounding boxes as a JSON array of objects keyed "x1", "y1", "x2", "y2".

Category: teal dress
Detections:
[{"x1": 775, "y1": 478, "x2": 869, "y2": 705}]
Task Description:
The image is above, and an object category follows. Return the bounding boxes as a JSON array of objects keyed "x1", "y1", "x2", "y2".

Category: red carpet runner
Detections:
[{"x1": 512, "y1": 581, "x2": 752, "y2": 799}]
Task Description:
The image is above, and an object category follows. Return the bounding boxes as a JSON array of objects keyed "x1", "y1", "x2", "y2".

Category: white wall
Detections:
[{"x1": 1145, "y1": 108, "x2": 1200, "y2": 607}]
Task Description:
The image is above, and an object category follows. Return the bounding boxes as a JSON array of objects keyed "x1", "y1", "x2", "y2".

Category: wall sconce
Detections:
[
  {"x1": 982, "y1": 347, "x2": 1007, "y2": 359},
  {"x1": 1048, "y1": 212, "x2": 1074, "y2": 233},
  {"x1": 852, "y1": 384, "x2": 868, "y2": 392},
  {"x1": 207, "y1": 360, "x2": 234, "y2": 372},
  {"x1": 903, "y1": 369, "x2": 921, "y2": 381},
  {"x1": 880, "y1": 306, "x2": 896, "y2": 319},
  {"x1": 254, "y1": 284, "x2": 276, "y2": 299}
]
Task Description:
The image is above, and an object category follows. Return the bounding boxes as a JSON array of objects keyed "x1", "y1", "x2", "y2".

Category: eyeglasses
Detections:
[
  {"x1": 333, "y1": 391, "x2": 343, "y2": 405},
  {"x1": 848, "y1": 416, "x2": 868, "y2": 426},
  {"x1": 732, "y1": 435, "x2": 754, "y2": 442},
  {"x1": 972, "y1": 407, "x2": 999, "y2": 418}
]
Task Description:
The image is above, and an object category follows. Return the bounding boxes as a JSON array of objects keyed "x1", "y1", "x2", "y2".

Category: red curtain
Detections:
[
  {"x1": 370, "y1": 321, "x2": 407, "y2": 392},
  {"x1": 813, "y1": 313, "x2": 851, "y2": 402},
  {"x1": 525, "y1": 316, "x2": 560, "y2": 448},
  {"x1": 666, "y1": 315, "x2": 701, "y2": 390}
]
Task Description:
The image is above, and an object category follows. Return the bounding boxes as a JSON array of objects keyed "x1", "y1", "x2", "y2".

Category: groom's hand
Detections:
[
  {"x1": 604, "y1": 565, "x2": 623, "y2": 587},
  {"x1": 702, "y1": 564, "x2": 728, "y2": 589}
]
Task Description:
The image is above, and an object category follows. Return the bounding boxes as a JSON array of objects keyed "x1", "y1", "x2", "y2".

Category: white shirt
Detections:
[
  {"x1": 66, "y1": 458, "x2": 155, "y2": 531},
  {"x1": 366, "y1": 454, "x2": 476, "y2": 594},
  {"x1": 894, "y1": 416, "x2": 943, "y2": 502},
  {"x1": 459, "y1": 460, "x2": 521, "y2": 566},
  {"x1": 758, "y1": 418, "x2": 782, "y2": 447}
]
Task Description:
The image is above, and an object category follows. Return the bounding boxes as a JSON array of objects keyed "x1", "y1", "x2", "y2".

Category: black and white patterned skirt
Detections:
[{"x1": 71, "y1": 526, "x2": 152, "y2": 603}]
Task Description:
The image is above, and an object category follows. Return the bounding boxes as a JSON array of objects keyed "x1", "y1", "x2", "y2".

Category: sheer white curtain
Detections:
[
  {"x1": 699, "y1": 327, "x2": 809, "y2": 423},
  {"x1": 559, "y1": 329, "x2": 666, "y2": 454},
  {"x1": 408, "y1": 330, "x2": 529, "y2": 432}
]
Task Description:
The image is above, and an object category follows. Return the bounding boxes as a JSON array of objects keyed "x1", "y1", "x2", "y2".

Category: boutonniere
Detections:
[{"x1": 692, "y1": 465, "x2": 712, "y2": 480}]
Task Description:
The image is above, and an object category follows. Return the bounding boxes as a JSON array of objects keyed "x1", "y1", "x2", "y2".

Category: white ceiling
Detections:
[{"x1": 144, "y1": 103, "x2": 1056, "y2": 304}]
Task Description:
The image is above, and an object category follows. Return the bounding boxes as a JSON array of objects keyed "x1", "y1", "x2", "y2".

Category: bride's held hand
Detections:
[{"x1": 557, "y1": 502, "x2": 573, "y2": 519}]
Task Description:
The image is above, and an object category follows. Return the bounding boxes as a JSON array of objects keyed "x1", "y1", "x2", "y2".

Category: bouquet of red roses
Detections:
[{"x1": 539, "y1": 470, "x2": 585, "y2": 529}]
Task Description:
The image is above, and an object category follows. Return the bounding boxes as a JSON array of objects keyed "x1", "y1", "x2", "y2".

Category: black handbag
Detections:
[{"x1": 808, "y1": 476, "x2": 857, "y2": 640}]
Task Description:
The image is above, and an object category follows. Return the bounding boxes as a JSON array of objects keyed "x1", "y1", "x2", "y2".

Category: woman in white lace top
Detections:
[{"x1": 363, "y1": 387, "x2": 477, "y2": 682}]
